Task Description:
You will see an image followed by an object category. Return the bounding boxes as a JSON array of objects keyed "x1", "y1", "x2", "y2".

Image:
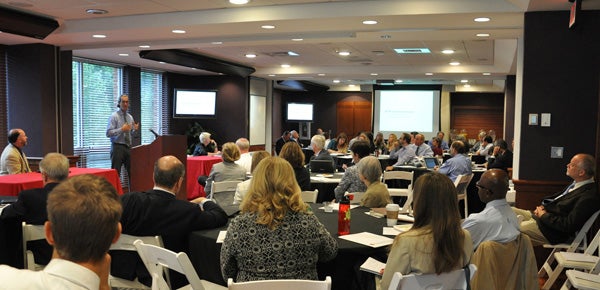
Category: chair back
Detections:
[
  {"x1": 22, "y1": 222, "x2": 46, "y2": 270},
  {"x1": 109, "y1": 234, "x2": 165, "y2": 290},
  {"x1": 300, "y1": 189, "x2": 318, "y2": 203},
  {"x1": 227, "y1": 276, "x2": 331, "y2": 290},
  {"x1": 344, "y1": 191, "x2": 365, "y2": 205},
  {"x1": 388, "y1": 264, "x2": 477, "y2": 290},
  {"x1": 134, "y1": 240, "x2": 205, "y2": 290},
  {"x1": 382, "y1": 171, "x2": 413, "y2": 197},
  {"x1": 454, "y1": 173, "x2": 474, "y2": 218}
]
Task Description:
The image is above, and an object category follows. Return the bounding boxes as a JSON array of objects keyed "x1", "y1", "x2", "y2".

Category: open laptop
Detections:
[
  {"x1": 310, "y1": 159, "x2": 335, "y2": 173},
  {"x1": 423, "y1": 157, "x2": 439, "y2": 169}
]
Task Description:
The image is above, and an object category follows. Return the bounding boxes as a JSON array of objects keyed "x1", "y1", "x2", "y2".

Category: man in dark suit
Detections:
[
  {"x1": 275, "y1": 130, "x2": 291, "y2": 155},
  {"x1": 0, "y1": 152, "x2": 69, "y2": 265},
  {"x1": 112, "y1": 155, "x2": 228, "y2": 287},
  {"x1": 487, "y1": 139, "x2": 513, "y2": 172},
  {"x1": 309, "y1": 134, "x2": 334, "y2": 163},
  {"x1": 513, "y1": 153, "x2": 600, "y2": 245}
]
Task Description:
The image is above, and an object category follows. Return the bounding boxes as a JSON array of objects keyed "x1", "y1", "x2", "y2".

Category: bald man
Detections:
[
  {"x1": 235, "y1": 138, "x2": 252, "y2": 174},
  {"x1": 462, "y1": 169, "x2": 520, "y2": 249},
  {"x1": 0, "y1": 128, "x2": 31, "y2": 175}
]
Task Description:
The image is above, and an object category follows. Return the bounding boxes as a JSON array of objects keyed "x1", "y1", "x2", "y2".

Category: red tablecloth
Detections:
[
  {"x1": 186, "y1": 156, "x2": 223, "y2": 200},
  {"x1": 0, "y1": 167, "x2": 123, "y2": 196}
]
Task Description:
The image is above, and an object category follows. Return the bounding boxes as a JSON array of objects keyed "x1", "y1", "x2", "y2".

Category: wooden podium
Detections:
[{"x1": 130, "y1": 135, "x2": 187, "y2": 199}]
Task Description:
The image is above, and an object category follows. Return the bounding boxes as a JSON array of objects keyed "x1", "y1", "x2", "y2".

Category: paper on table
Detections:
[
  {"x1": 560, "y1": 252, "x2": 599, "y2": 263},
  {"x1": 318, "y1": 203, "x2": 359, "y2": 211},
  {"x1": 397, "y1": 214, "x2": 415, "y2": 223},
  {"x1": 339, "y1": 232, "x2": 394, "y2": 248},
  {"x1": 216, "y1": 230, "x2": 227, "y2": 243},
  {"x1": 360, "y1": 257, "x2": 386, "y2": 275},
  {"x1": 383, "y1": 227, "x2": 401, "y2": 236}
]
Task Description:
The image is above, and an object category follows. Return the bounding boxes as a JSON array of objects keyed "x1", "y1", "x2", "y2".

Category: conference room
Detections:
[{"x1": 1, "y1": 0, "x2": 600, "y2": 289}]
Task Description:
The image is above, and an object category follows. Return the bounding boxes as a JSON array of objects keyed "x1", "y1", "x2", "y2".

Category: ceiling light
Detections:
[
  {"x1": 292, "y1": 38, "x2": 303, "y2": 41},
  {"x1": 268, "y1": 74, "x2": 276, "y2": 77},
  {"x1": 464, "y1": 84, "x2": 471, "y2": 88},
  {"x1": 460, "y1": 80, "x2": 468, "y2": 83},
  {"x1": 118, "y1": 53, "x2": 128, "y2": 56},
  {"x1": 92, "y1": 34, "x2": 106, "y2": 38},
  {"x1": 425, "y1": 73, "x2": 433, "y2": 76},
  {"x1": 338, "y1": 51, "x2": 350, "y2": 56},
  {"x1": 172, "y1": 29, "x2": 186, "y2": 34},
  {"x1": 318, "y1": 73, "x2": 325, "y2": 76},
  {"x1": 158, "y1": 61, "x2": 165, "y2": 64},
  {"x1": 229, "y1": 0, "x2": 249, "y2": 4},
  {"x1": 287, "y1": 51, "x2": 299, "y2": 56},
  {"x1": 245, "y1": 53, "x2": 257, "y2": 58},
  {"x1": 362, "y1": 20, "x2": 378, "y2": 25},
  {"x1": 211, "y1": 41, "x2": 223, "y2": 45},
  {"x1": 86, "y1": 9, "x2": 108, "y2": 15},
  {"x1": 191, "y1": 68, "x2": 197, "y2": 70},
  {"x1": 394, "y1": 79, "x2": 403, "y2": 83},
  {"x1": 476, "y1": 33, "x2": 490, "y2": 37},
  {"x1": 441, "y1": 49, "x2": 454, "y2": 54},
  {"x1": 261, "y1": 25, "x2": 275, "y2": 29},
  {"x1": 449, "y1": 61, "x2": 460, "y2": 66},
  {"x1": 474, "y1": 17, "x2": 490, "y2": 22},
  {"x1": 394, "y1": 48, "x2": 431, "y2": 54},
  {"x1": 482, "y1": 72, "x2": 491, "y2": 76},
  {"x1": 370, "y1": 73, "x2": 378, "y2": 76},
  {"x1": 139, "y1": 45, "x2": 150, "y2": 48},
  {"x1": 333, "y1": 80, "x2": 340, "y2": 83},
  {"x1": 281, "y1": 64, "x2": 290, "y2": 68}
]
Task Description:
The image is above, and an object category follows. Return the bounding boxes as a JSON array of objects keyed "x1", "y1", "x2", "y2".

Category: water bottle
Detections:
[{"x1": 338, "y1": 196, "x2": 351, "y2": 236}]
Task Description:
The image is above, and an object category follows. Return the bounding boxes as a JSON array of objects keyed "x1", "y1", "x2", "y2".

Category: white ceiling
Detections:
[{"x1": 1, "y1": 0, "x2": 599, "y2": 90}]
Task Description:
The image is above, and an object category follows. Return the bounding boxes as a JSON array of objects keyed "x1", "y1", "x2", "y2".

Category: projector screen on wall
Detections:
[
  {"x1": 373, "y1": 89, "x2": 441, "y2": 140},
  {"x1": 287, "y1": 103, "x2": 314, "y2": 122},
  {"x1": 173, "y1": 89, "x2": 217, "y2": 118}
]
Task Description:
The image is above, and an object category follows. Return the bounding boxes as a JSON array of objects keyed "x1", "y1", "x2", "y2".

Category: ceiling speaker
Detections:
[{"x1": 0, "y1": 6, "x2": 59, "y2": 39}]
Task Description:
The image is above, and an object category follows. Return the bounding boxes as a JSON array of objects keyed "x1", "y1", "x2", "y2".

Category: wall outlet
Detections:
[{"x1": 551, "y1": 146, "x2": 563, "y2": 158}]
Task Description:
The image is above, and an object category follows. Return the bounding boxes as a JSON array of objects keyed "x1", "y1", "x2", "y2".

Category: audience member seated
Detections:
[
  {"x1": 234, "y1": 138, "x2": 252, "y2": 174},
  {"x1": 279, "y1": 142, "x2": 311, "y2": 191},
  {"x1": 386, "y1": 133, "x2": 398, "y2": 155},
  {"x1": 204, "y1": 142, "x2": 248, "y2": 194},
  {"x1": 275, "y1": 131, "x2": 291, "y2": 155},
  {"x1": 113, "y1": 155, "x2": 228, "y2": 288},
  {"x1": 0, "y1": 128, "x2": 31, "y2": 175},
  {"x1": 462, "y1": 169, "x2": 520, "y2": 249},
  {"x1": 430, "y1": 137, "x2": 443, "y2": 156},
  {"x1": 0, "y1": 174, "x2": 122, "y2": 290},
  {"x1": 309, "y1": 134, "x2": 334, "y2": 166},
  {"x1": 471, "y1": 131, "x2": 487, "y2": 153},
  {"x1": 357, "y1": 156, "x2": 391, "y2": 208},
  {"x1": 234, "y1": 151, "x2": 270, "y2": 205},
  {"x1": 413, "y1": 133, "x2": 434, "y2": 157},
  {"x1": 0, "y1": 152, "x2": 70, "y2": 266},
  {"x1": 435, "y1": 131, "x2": 449, "y2": 151},
  {"x1": 475, "y1": 135, "x2": 493, "y2": 157},
  {"x1": 513, "y1": 153, "x2": 600, "y2": 246},
  {"x1": 385, "y1": 133, "x2": 416, "y2": 170},
  {"x1": 380, "y1": 172, "x2": 473, "y2": 289},
  {"x1": 348, "y1": 131, "x2": 366, "y2": 150},
  {"x1": 290, "y1": 130, "x2": 300, "y2": 144},
  {"x1": 328, "y1": 132, "x2": 349, "y2": 154},
  {"x1": 486, "y1": 139, "x2": 513, "y2": 172},
  {"x1": 374, "y1": 132, "x2": 386, "y2": 154},
  {"x1": 192, "y1": 131, "x2": 220, "y2": 156},
  {"x1": 436, "y1": 141, "x2": 472, "y2": 182},
  {"x1": 333, "y1": 140, "x2": 370, "y2": 202},
  {"x1": 221, "y1": 157, "x2": 337, "y2": 282}
]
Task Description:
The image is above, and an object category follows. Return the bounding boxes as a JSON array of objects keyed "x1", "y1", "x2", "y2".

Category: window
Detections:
[{"x1": 140, "y1": 70, "x2": 163, "y2": 144}]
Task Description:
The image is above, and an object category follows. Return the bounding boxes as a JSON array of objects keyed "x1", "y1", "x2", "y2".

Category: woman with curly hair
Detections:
[
  {"x1": 328, "y1": 132, "x2": 349, "y2": 154},
  {"x1": 221, "y1": 157, "x2": 337, "y2": 282},
  {"x1": 386, "y1": 133, "x2": 398, "y2": 154}
]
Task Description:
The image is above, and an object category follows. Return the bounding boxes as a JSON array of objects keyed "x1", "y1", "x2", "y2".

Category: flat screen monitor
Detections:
[
  {"x1": 173, "y1": 89, "x2": 217, "y2": 118},
  {"x1": 287, "y1": 103, "x2": 313, "y2": 122}
]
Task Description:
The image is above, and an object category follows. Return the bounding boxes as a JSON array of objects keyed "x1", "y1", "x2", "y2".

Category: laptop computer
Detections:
[
  {"x1": 423, "y1": 157, "x2": 439, "y2": 169},
  {"x1": 310, "y1": 159, "x2": 335, "y2": 173}
]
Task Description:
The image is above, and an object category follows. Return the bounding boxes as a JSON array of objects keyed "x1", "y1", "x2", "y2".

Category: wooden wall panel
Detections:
[
  {"x1": 451, "y1": 106, "x2": 504, "y2": 141},
  {"x1": 336, "y1": 101, "x2": 372, "y2": 138}
]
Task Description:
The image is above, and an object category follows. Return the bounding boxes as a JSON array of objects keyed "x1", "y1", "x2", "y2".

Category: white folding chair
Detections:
[
  {"x1": 539, "y1": 209, "x2": 600, "y2": 290},
  {"x1": 210, "y1": 180, "x2": 242, "y2": 200},
  {"x1": 109, "y1": 234, "x2": 165, "y2": 290},
  {"x1": 563, "y1": 269, "x2": 600, "y2": 290},
  {"x1": 382, "y1": 171, "x2": 413, "y2": 197},
  {"x1": 387, "y1": 264, "x2": 477, "y2": 290},
  {"x1": 344, "y1": 191, "x2": 365, "y2": 205},
  {"x1": 227, "y1": 276, "x2": 331, "y2": 290},
  {"x1": 550, "y1": 228, "x2": 600, "y2": 290},
  {"x1": 133, "y1": 239, "x2": 226, "y2": 290},
  {"x1": 22, "y1": 222, "x2": 46, "y2": 271},
  {"x1": 454, "y1": 173, "x2": 474, "y2": 218},
  {"x1": 300, "y1": 189, "x2": 318, "y2": 203}
]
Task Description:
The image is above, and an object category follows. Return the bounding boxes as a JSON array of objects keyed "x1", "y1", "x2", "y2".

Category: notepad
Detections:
[
  {"x1": 216, "y1": 231, "x2": 227, "y2": 243},
  {"x1": 339, "y1": 232, "x2": 393, "y2": 248},
  {"x1": 360, "y1": 257, "x2": 386, "y2": 276}
]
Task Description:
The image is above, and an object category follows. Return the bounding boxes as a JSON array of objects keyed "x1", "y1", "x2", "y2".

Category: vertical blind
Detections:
[{"x1": 141, "y1": 70, "x2": 163, "y2": 144}]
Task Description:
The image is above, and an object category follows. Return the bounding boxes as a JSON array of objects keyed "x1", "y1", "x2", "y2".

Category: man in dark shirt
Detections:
[
  {"x1": 275, "y1": 131, "x2": 291, "y2": 155},
  {"x1": 487, "y1": 139, "x2": 513, "y2": 172}
]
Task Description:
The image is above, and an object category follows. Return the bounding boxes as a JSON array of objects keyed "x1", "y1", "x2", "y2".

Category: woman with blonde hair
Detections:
[
  {"x1": 386, "y1": 133, "x2": 398, "y2": 154},
  {"x1": 380, "y1": 172, "x2": 473, "y2": 289},
  {"x1": 279, "y1": 142, "x2": 311, "y2": 190},
  {"x1": 221, "y1": 157, "x2": 337, "y2": 282},
  {"x1": 204, "y1": 142, "x2": 247, "y2": 194}
]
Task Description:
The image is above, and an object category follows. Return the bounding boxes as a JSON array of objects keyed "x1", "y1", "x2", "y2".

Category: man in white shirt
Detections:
[
  {"x1": 413, "y1": 133, "x2": 434, "y2": 157},
  {"x1": 235, "y1": 138, "x2": 252, "y2": 174},
  {"x1": 462, "y1": 169, "x2": 520, "y2": 249},
  {"x1": 0, "y1": 174, "x2": 122, "y2": 290}
]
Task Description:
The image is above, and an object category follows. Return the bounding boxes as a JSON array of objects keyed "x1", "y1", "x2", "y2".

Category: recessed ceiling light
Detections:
[
  {"x1": 292, "y1": 38, "x2": 303, "y2": 41},
  {"x1": 211, "y1": 41, "x2": 223, "y2": 45},
  {"x1": 474, "y1": 17, "x2": 490, "y2": 22},
  {"x1": 425, "y1": 73, "x2": 433, "y2": 76},
  {"x1": 449, "y1": 61, "x2": 461, "y2": 66},
  {"x1": 476, "y1": 33, "x2": 490, "y2": 37},
  {"x1": 460, "y1": 80, "x2": 468, "y2": 83},
  {"x1": 158, "y1": 62, "x2": 165, "y2": 64},
  {"x1": 370, "y1": 73, "x2": 378, "y2": 76},
  {"x1": 245, "y1": 53, "x2": 257, "y2": 58},
  {"x1": 482, "y1": 72, "x2": 491, "y2": 76},
  {"x1": 333, "y1": 80, "x2": 340, "y2": 83},
  {"x1": 261, "y1": 25, "x2": 275, "y2": 29},
  {"x1": 118, "y1": 53, "x2": 129, "y2": 57},
  {"x1": 281, "y1": 64, "x2": 291, "y2": 68},
  {"x1": 441, "y1": 49, "x2": 454, "y2": 54},
  {"x1": 349, "y1": 84, "x2": 356, "y2": 87},
  {"x1": 191, "y1": 68, "x2": 197, "y2": 70},
  {"x1": 139, "y1": 45, "x2": 150, "y2": 48},
  {"x1": 287, "y1": 51, "x2": 299, "y2": 56},
  {"x1": 318, "y1": 73, "x2": 325, "y2": 76},
  {"x1": 172, "y1": 29, "x2": 186, "y2": 34},
  {"x1": 464, "y1": 84, "x2": 471, "y2": 88},
  {"x1": 394, "y1": 79, "x2": 403, "y2": 83},
  {"x1": 362, "y1": 20, "x2": 378, "y2": 25},
  {"x1": 229, "y1": 0, "x2": 249, "y2": 4},
  {"x1": 268, "y1": 74, "x2": 276, "y2": 77},
  {"x1": 92, "y1": 34, "x2": 106, "y2": 38},
  {"x1": 338, "y1": 51, "x2": 350, "y2": 56},
  {"x1": 86, "y1": 9, "x2": 108, "y2": 15}
]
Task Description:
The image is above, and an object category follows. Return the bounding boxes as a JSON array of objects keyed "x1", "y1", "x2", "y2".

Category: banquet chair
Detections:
[
  {"x1": 548, "y1": 228, "x2": 600, "y2": 290},
  {"x1": 22, "y1": 222, "x2": 46, "y2": 270},
  {"x1": 344, "y1": 191, "x2": 365, "y2": 205},
  {"x1": 539, "y1": 209, "x2": 600, "y2": 290},
  {"x1": 209, "y1": 180, "x2": 242, "y2": 200},
  {"x1": 454, "y1": 173, "x2": 474, "y2": 218},
  {"x1": 387, "y1": 264, "x2": 477, "y2": 290},
  {"x1": 109, "y1": 234, "x2": 165, "y2": 290},
  {"x1": 300, "y1": 189, "x2": 318, "y2": 203},
  {"x1": 562, "y1": 269, "x2": 600, "y2": 290},
  {"x1": 382, "y1": 171, "x2": 413, "y2": 197},
  {"x1": 227, "y1": 276, "x2": 331, "y2": 290},
  {"x1": 133, "y1": 240, "x2": 226, "y2": 290}
]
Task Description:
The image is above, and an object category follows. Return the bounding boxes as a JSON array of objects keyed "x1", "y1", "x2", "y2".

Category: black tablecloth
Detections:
[{"x1": 188, "y1": 203, "x2": 390, "y2": 290}]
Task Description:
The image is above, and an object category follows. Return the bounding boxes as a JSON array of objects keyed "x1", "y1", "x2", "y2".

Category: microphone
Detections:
[{"x1": 149, "y1": 129, "x2": 159, "y2": 138}]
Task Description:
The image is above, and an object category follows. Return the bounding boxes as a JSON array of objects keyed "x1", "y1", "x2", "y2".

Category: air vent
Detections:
[{"x1": 393, "y1": 48, "x2": 431, "y2": 54}]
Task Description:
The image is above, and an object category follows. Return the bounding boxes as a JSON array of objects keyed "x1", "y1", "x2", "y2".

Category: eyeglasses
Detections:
[{"x1": 475, "y1": 182, "x2": 492, "y2": 192}]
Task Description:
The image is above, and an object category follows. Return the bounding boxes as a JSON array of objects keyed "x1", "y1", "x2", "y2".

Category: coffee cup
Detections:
[{"x1": 385, "y1": 203, "x2": 400, "y2": 227}]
